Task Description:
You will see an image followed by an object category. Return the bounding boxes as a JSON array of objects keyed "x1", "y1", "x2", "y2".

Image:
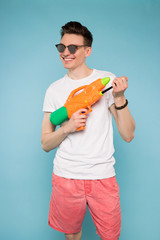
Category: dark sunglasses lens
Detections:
[
  {"x1": 68, "y1": 45, "x2": 77, "y2": 54},
  {"x1": 56, "y1": 44, "x2": 65, "y2": 52}
]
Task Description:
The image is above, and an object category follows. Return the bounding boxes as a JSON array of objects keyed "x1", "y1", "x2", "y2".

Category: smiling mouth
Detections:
[{"x1": 62, "y1": 56, "x2": 75, "y2": 61}]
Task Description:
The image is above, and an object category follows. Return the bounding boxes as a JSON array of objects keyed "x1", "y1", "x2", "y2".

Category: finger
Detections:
[
  {"x1": 113, "y1": 76, "x2": 128, "y2": 85},
  {"x1": 112, "y1": 78, "x2": 123, "y2": 90},
  {"x1": 121, "y1": 76, "x2": 128, "y2": 89},
  {"x1": 121, "y1": 76, "x2": 128, "y2": 86},
  {"x1": 76, "y1": 119, "x2": 86, "y2": 127},
  {"x1": 122, "y1": 76, "x2": 128, "y2": 82},
  {"x1": 79, "y1": 118, "x2": 87, "y2": 123},
  {"x1": 113, "y1": 77, "x2": 128, "y2": 91},
  {"x1": 76, "y1": 108, "x2": 88, "y2": 114},
  {"x1": 112, "y1": 78, "x2": 117, "y2": 88},
  {"x1": 80, "y1": 115, "x2": 88, "y2": 120}
]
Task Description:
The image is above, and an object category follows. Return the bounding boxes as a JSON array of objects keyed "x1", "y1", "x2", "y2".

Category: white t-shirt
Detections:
[{"x1": 43, "y1": 69, "x2": 116, "y2": 179}]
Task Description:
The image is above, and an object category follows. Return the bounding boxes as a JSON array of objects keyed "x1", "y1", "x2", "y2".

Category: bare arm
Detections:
[
  {"x1": 41, "y1": 109, "x2": 88, "y2": 152},
  {"x1": 109, "y1": 76, "x2": 136, "y2": 142}
]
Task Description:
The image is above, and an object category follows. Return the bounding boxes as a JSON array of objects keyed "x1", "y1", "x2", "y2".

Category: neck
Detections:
[{"x1": 67, "y1": 64, "x2": 93, "y2": 80}]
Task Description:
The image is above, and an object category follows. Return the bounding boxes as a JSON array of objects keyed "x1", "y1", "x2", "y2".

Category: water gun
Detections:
[{"x1": 50, "y1": 77, "x2": 113, "y2": 130}]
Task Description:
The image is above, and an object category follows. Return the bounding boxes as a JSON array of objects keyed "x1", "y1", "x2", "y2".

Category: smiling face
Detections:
[{"x1": 59, "y1": 34, "x2": 92, "y2": 71}]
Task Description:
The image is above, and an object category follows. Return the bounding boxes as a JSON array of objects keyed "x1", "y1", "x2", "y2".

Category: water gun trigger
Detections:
[{"x1": 81, "y1": 106, "x2": 92, "y2": 115}]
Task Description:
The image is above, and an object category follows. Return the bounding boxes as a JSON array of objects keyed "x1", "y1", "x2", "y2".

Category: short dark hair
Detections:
[{"x1": 60, "y1": 21, "x2": 93, "y2": 46}]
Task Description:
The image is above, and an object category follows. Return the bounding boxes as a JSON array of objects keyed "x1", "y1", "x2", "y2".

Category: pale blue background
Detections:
[{"x1": 0, "y1": 0, "x2": 160, "y2": 239}]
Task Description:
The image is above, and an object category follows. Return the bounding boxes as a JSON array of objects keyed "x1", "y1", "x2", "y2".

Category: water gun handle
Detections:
[
  {"x1": 67, "y1": 85, "x2": 87, "y2": 102},
  {"x1": 77, "y1": 126, "x2": 85, "y2": 131},
  {"x1": 67, "y1": 85, "x2": 92, "y2": 131},
  {"x1": 76, "y1": 106, "x2": 93, "y2": 131}
]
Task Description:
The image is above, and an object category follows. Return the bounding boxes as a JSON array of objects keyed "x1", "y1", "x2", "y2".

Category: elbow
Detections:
[
  {"x1": 41, "y1": 143, "x2": 50, "y2": 152},
  {"x1": 121, "y1": 122, "x2": 136, "y2": 143},
  {"x1": 41, "y1": 139, "x2": 50, "y2": 152},
  {"x1": 42, "y1": 145, "x2": 50, "y2": 152},
  {"x1": 123, "y1": 132, "x2": 135, "y2": 143}
]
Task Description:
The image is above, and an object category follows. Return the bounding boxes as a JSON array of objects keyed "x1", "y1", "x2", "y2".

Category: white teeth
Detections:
[
  {"x1": 63, "y1": 58, "x2": 74, "y2": 61},
  {"x1": 62, "y1": 56, "x2": 74, "y2": 60}
]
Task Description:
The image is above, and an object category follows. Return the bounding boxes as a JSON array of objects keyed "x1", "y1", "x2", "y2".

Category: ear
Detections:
[{"x1": 85, "y1": 47, "x2": 92, "y2": 57}]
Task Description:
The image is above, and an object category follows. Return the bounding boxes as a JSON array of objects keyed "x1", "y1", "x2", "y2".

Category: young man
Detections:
[{"x1": 41, "y1": 21, "x2": 135, "y2": 240}]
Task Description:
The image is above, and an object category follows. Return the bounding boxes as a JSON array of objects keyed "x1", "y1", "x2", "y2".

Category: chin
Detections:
[
  {"x1": 63, "y1": 63, "x2": 74, "y2": 70},
  {"x1": 63, "y1": 65, "x2": 72, "y2": 70}
]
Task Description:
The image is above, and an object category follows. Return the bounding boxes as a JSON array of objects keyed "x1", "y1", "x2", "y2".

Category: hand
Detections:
[
  {"x1": 112, "y1": 76, "x2": 128, "y2": 98},
  {"x1": 63, "y1": 108, "x2": 88, "y2": 133}
]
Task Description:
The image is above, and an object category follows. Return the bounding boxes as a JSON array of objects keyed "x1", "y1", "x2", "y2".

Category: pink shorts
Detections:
[{"x1": 48, "y1": 173, "x2": 121, "y2": 240}]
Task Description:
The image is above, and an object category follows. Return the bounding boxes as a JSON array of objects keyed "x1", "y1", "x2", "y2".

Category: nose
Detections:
[{"x1": 62, "y1": 46, "x2": 70, "y2": 55}]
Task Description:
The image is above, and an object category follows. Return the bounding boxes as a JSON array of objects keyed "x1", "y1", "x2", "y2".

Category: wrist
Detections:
[
  {"x1": 115, "y1": 99, "x2": 128, "y2": 110},
  {"x1": 62, "y1": 124, "x2": 70, "y2": 135},
  {"x1": 114, "y1": 95, "x2": 126, "y2": 108},
  {"x1": 62, "y1": 122, "x2": 74, "y2": 135}
]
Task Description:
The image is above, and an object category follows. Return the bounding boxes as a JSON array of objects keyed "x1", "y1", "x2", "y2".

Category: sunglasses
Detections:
[{"x1": 55, "y1": 43, "x2": 90, "y2": 54}]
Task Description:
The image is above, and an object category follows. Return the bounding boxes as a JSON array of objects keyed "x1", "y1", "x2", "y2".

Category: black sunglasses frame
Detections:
[{"x1": 55, "y1": 43, "x2": 90, "y2": 54}]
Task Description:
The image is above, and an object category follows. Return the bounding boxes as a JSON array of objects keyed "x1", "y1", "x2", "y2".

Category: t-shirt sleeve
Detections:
[
  {"x1": 106, "y1": 74, "x2": 116, "y2": 108},
  {"x1": 42, "y1": 86, "x2": 56, "y2": 113}
]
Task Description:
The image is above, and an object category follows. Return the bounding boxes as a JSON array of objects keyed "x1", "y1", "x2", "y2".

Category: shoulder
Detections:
[
  {"x1": 45, "y1": 75, "x2": 66, "y2": 94},
  {"x1": 94, "y1": 69, "x2": 116, "y2": 79},
  {"x1": 94, "y1": 69, "x2": 116, "y2": 89}
]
